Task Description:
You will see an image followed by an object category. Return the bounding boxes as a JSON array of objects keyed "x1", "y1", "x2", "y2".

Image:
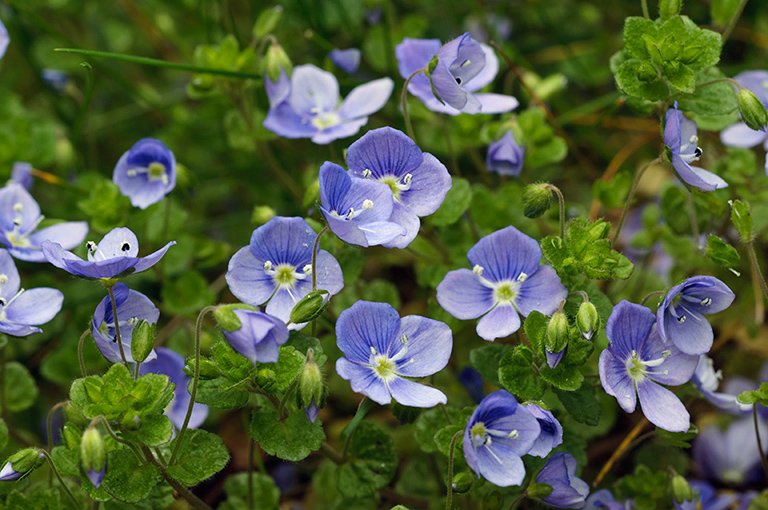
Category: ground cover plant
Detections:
[{"x1": 0, "y1": 0, "x2": 767, "y2": 508}]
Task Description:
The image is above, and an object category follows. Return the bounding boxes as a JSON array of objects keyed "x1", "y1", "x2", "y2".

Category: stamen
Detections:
[
  {"x1": 345, "y1": 207, "x2": 356, "y2": 220},
  {"x1": 127, "y1": 169, "x2": 138, "y2": 177},
  {"x1": 701, "y1": 297, "x2": 712, "y2": 306},
  {"x1": 517, "y1": 272, "x2": 528, "y2": 283},
  {"x1": 662, "y1": 350, "x2": 672, "y2": 358},
  {"x1": 694, "y1": 147, "x2": 703, "y2": 158},
  {"x1": 461, "y1": 59, "x2": 471, "y2": 68},
  {"x1": 507, "y1": 430, "x2": 518, "y2": 439},
  {"x1": 12, "y1": 218, "x2": 21, "y2": 227},
  {"x1": 0, "y1": 298, "x2": 5, "y2": 306},
  {"x1": 400, "y1": 334, "x2": 409, "y2": 345},
  {"x1": 303, "y1": 264, "x2": 312, "y2": 274},
  {"x1": 0, "y1": 275, "x2": 7, "y2": 284},
  {"x1": 263, "y1": 260, "x2": 273, "y2": 271},
  {"x1": 403, "y1": 173, "x2": 413, "y2": 185},
  {"x1": 121, "y1": 242, "x2": 131, "y2": 252},
  {"x1": 12, "y1": 203, "x2": 22, "y2": 213},
  {"x1": 362, "y1": 200, "x2": 373, "y2": 210},
  {"x1": 689, "y1": 135, "x2": 698, "y2": 145},
  {"x1": 677, "y1": 315, "x2": 686, "y2": 324},
  {"x1": 86, "y1": 241, "x2": 98, "y2": 252},
  {"x1": 370, "y1": 346, "x2": 377, "y2": 355},
  {"x1": 362, "y1": 169, "x2": 372, "y2": 178},
  {"x1": 455, "y1": 77, "x2": 462, "y2": 85},
  {"x1": 473, "y1": 264, "x2": 484, "y2": 276}
]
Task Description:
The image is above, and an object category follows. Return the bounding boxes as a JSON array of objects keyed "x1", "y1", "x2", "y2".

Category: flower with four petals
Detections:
[{"x1": 113, "y1": 138, "x2": 177, "y2": 209}]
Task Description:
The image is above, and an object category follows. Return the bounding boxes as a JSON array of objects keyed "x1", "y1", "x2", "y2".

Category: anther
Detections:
[
  {"x1": 362, "y1": 169, "x2": 372, "y2": 178},
  {"x1": 403, "y1": 173, "x2": 413, "y2": 185},
  {"x1": 461, "y1": 59, "x2": 471, "y2": 68},
  {"x1": 689, "y1": 135, "x2": 698, "y2": 144},
  {"x1": 362, "y1": 200, "x2": 373, "y2": 210},
  {"x1": 694, "y1": 147, "x2": 703, "y2": 158},
  {"x1": 662, "y1": 350, "x2": 672, "y2": 358},
  {"x1": 677, "y1": 315, "x2": 686, "y2": 324},
  {"x1": 473, "y1": 264, "x2": 484, "y2": 276},
  {"x1": 127, "y1": 169, "x2": 138, "y2": 177},
  {"x1": 303, "y1": 264, "x2": 312, "y2": 274},
  {"x1": 455, "y1": 77, "x2": 462, "y2": 85},
  {"x1": 86, "y1": 241, "x2": 98, "y2": 252},
  {"x1": 263, "y1": 260, "x2": 273, "y2": 271},
  {"x1": 12, "y1": 218, "x2": 21, "y2": 227},
  {"x1": 0, "y1": 298, "x2": 6, "y2": 307},
  {"x1": 121, "y1": 242, "x2": 131, "y2": 252},
  {"x1": 400, "y1": 334, "x2": 409, "y2": 345},
  {"x1": 517, "y1": 272, "x2": 528, "y2": 283},
  {"x1": 701, "y1": 297, "x2": 712, "y2": 306},
  {"x1": 0, "y1": 275, "x2": 7, "y2": 284},
  {"x1": 370, "y1": 346, "x2": 377, "y2": 355},
  {"x1": 345, "y1": 208, "x2": 356, "y2": 220},
  {"x1": 507, "y1": 430, "x2": 518, "y2": 439},
  {"x1": 12, "y1": 203, "x2": 22, "y2": 213}
]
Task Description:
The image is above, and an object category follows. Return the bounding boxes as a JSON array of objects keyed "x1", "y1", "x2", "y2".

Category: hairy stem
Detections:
[
  {"x1": 42, "y1": 450, "x2": 80, "y2": 509},
  {"x1": 612, "y1": 157, "x2": 662, "y2": 245},
  {"x1": 106, "y1": 285, "x2": 130, "y2": 369},
  {"x1": 722, "y1": 0, "x2": 750, "y2": 44},
  {"x1": 754, "y1": 404, "x2": 768, "y2": 484},
  {"x1": 401, "y1": 69, "x2": 426, "y2": 142},
  {"x1": 78, "y1": 328, "x2": 91, "y2": 377},
  {"x1": 546, "y1": 184, "x2": 566, "y2": 238},
  {"x1": 142, "y1": 446, "x2": 213, "y2": 510},
  {"x1": 445, "y1": 430, "x2": 463, "y2": 510}
]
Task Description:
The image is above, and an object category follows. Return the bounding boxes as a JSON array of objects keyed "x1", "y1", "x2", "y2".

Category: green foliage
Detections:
[
  {"x1": 161, "y1": 271, "x2": 215, "y2": 315},
  {"x1": 5, "y1": 489, "x2": 61, "y2": 510},
  {"x1": 333, "y1": 422, "x2": 398, "y2": 499},
  {"x1": 250, "y1": 405, "x2": 325, "y2": 462},
  {"x1": 414, "y1": 406, "x2": 471, "y2": 454},
  {"x1": 470, "y1": 344, "x2": 513, "y2": 387},
  {"x1": 514, "y1": 108, "x2": 568, "y2": 168},
  {"x1": 428, "y1": 177, "x2": 472, "y2": 226},
  {"x1": 656, "y1": 424, "x2": 698, "y2": 448},
  {"x1": 77, "y1": 178, "x2": 132, "y2": 232},
  {"x1": 555, "y1": 384, "x2": 602, "y2": 426},
  {"x1": 498, "y1": 346, "x2": 546, "y2": 400},
  {"x1": 219, "y1": 473, "x2": 281, "y2": 510},
  {"x1": 166, "y1": 429, "x2": 230, "y2": 485},
  {"x1": 705, "y1": 235, "x2": 740, "y2": 268},
  {"x1": 738, "y1": 382, "x2": 768, "y2": 407},
  {"x1": 3, "y1": 362, "x2": 38, "y2": 412},
  {"x1": 102, "y1": 449, "x2": 161, "y2": 503}
]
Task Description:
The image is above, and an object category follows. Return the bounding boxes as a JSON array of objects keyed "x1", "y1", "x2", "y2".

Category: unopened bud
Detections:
[
  {"x1": 290, "y1": 290, "x2": 330, "y2": 324},
  {"x1": 544, "y1": 309, "x2": 569, "y2": 369},
  {"x1": 81, "y1": 427, "x2": 107, "y2": 489},
  {"x1": 527, "y1": 482, "x2": 554, "y2": 500},
  {"x1": 197, "y1": 357, "x2": 221, "y2": 379},
  {"x1": 637, "y1": 61, "x2": 657, "y2": 82},
  {"x1": 522, "y1": 183, "x2": 554, "y2": 219},
  {"x1": 0, "y1": 448, "x2": 45, "y2": 481},
  {"x1": 730, "y1": 199, "x2": 754, "y2": 243},
  {"x1": 256, "y1": 368, "x2": 278, "y2": 393},
  {"x1": 265, "y1": 43, "x2": 292, "y2": 83},
  {"x1": 671, "y1": 474, "x2": 693, "y2": 504},
  {"x1": 451, "y1": 472, "x2": 474, "y2": 494},
  {"x1": 576, "y1": 301, "x2": 600, "y2": 340},
  {"x1": 252, "y1": 205, "x2": 276, "y2": 225},
  {"x1": 659, "y1": 0, "x2": 681, "y2": 19},
  {"x1": 738, "y1": 88, "x2": 768, "y2": 132},
  {"x1": 214, "y1": 304, "x2": 246, "y2": 332},
  {"x1": 131, "y1": 320, "x2": 156, "y2": 363},
  {"x1": 253, "y1": 6, "x2": 283, "y2": 38},
  {"x1": 296, "y1": 349, "x2": 328, "y2": 413}
]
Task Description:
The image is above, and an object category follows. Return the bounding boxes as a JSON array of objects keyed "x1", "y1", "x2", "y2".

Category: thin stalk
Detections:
[
  {"x1": 169, "y1": 305, "x2": 217, "y2": 465},
  {"x1": 41, "y1": 450, "x2": 80, "y2": 509},
  {"x1": 92, "y1": 416, "x2": 144, "y2": 461},
  {"x1": 319, "y1": 441, "x2": 345, "y2": 464},
  {"x1": 754, "y1": 404, "x2": 768, "y2": 483},
  {"x1": 593, "y1": 418, "x2": 648, "y2": 487},
  {"x1": 445, "y1": 430, "x2": 463, "y2": 510},
  {"x1": 46, "y1": 401, "x2": 69, "y2": 486},
  {"x1": 72, "y1": 62, "x2": 94, "y2": 142},
  {"x1": 55, "y1": 48, "x2": 264, "y2": 81},
  {"x1": 142, "y1": 446, "x2": 213, "y2": 510},
  {"x1": 509, "y1": 493, "x2": 526, "y2": 510},
  {"x1": 746, "y1": 242, "x2": 768, "y2": 302},
  {"x1": 750, "y1": 253, "x2": 765, "y2": 323},
  {"x1": 276, "y1": 378, "x2": 298, "y2": 418},
  {"x1": 134, "y1": 361, "x2": 141, "y2": 380},
  {"x1": 78, "y1": 328, "x2": 91, "y2": 377},
  {"x1": 640, "y1": 290, "x2": 665, "y2": 306},
  {"x1": 612, "y1": 157, "x2": 662, "y2": 245},
  {"x1": 106, "y1": 285, "x2": 130, "y2": 369},
  {"x1": 248, "y1": 438, "x2": 254, "y2": 509},
  {"x1": 341, "y1": 397, "x2": 373, "y2": 458},
  {"x1": 641, "y1": 0, "x2": 650, "y2": 18},
  {"x1": 686, "y1": 191, "x2": 701, "y2": 249},
  {"x1": 402, "y1": 69, "x2": 426, "y2": 141},
  {"x1": 722, "y1": 0, "x2": 750, "y2": 44},
  {"x1": 546, "y1": 185, "x2": 566, "y2": 238}
]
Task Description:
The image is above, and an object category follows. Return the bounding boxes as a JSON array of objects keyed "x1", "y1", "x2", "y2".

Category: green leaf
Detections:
[
  {"x1": 469, "y1": 344, "x2": 514, "y2": 387},
  {"x1": 102, "y1": 449, "x2": 161, "y2": 503},
  {"x1": 656, "y1": 424, "x2": 698, "y2": 448},
  {"x1": 747, "y1": 490, "x2": 768, "y2": 510},
  {"x1": 428, "y1": 178, "x2": 472, "y2": 226},
  {"x1": 258, "y1": 345, "x2": 306, "y2": 393},
  {"x1": 212, "y1": 340, "x2": 257, "y2": 383},
  {"x1": 706, "y1": 235, "x2": 740, "y2": 268},
  {"x1": 615, "y1": 59, "x2": 669, "y2": 101},
  {"x1": 77, "y1": 178, "x2": 132, "y2": 232},
  {"x1": 219, "y1": 472, "x2": 280, "y2": 510},
  {"x1": 3, "y1": 362, "x2": 38, "y2": 412},
  {"x1": 541, "y1": 363, "x2": 584, "y2": 391},
  {"x1": 166, "y1": 429, "x2": 230, "y2": 485},
  {"x1": 6, "y1": 489, "x2": 60, "y2": 510},
  {"x1": 711, "y1": 0, "x2": 741, "y2": 26},
  {"x1": 194, "y1": 377, "x2": 250, "y2": 408},
  {"x1": 523, "y1": 311, "x2": 549, "y2": 356},
  {"x1": 161, "y1": 271, "x2": 215, "y2": 315},
  {"x1": 334, "y1": 421, "x2": 398, "y2": 499},
  {"x1": 623, "y1": 17, "x2": 657, "y2": 60},
  {"x1": 517, "y1": 108, "x2": 567, "y2": 168},
  {"x1": 683, "y1": 26, "x2": 721, "y2": 72},
  {"x1": 121, "y1": 414, "x2": 173, "y2": 447},
  {"x1": 414, "y1": 406, "x2": 470, "y2": 454},
  {"x1": 593, "y1": 172, "x2": 632, "y2": 209},
  {"x1": 0, "y1": 418, "x2": 9, "y2": 452},
  {"x1": 662, "y1": 62, "x2": 695, "y2": 94},
  {"x1": 554, "y1": 383, "x2": 601, "y2": 426},
  {"x1": 678, "y1": 68, "x2": 738, "y2": 118},
  {"x1": 250, "y1": 406, "x2": 325, "y2": 461},
  {"x1": 498, "y1": 346, "x2": 546, "y2": 400}
]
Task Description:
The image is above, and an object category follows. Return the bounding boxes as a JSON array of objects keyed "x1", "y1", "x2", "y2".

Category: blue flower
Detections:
[
  {"x1": 319, "y1": 162, "x2": 406, "y2": 247},
  {"x1": 664, "y1": 102, "x2": 727, "y2": 191},
  {"x1": 0, "y1": 183, "x2": 88, "y2": 262},
  {"x1": 92, "y1": 283, "x2": 159, "y2": 363},
  {"x1": 0, "y1": 19, "x2": 8, "y2": 62},
  {"x1": 346, "y1": 127, "x2": 452, "y2": 248},
  {"x1": 0, "y1": 249, "x2": 63, "y2": 336},
  {"x1": 524, "y1": 403, "x2": 563, "y2": 458},
  {"x1": 436, "y1": 226, "x2": 568, "y2": 341},
  {"x1": 691, "y1": 355, "x2": 751, "y2": 414},
  {"x1": 9, "y1": 162, "x2": 33, "y2": 190},
  {"x1": 329, "y1": 48, "x2": 361, "y2": 74},
  {"x1": 463, "y1": 390, "x2": 540, "y2": 487},
  {"x1": 692, "y1": 417, "x2": 768, "y2": 485},
  {"x1": 584, "y1": 490, "x2": 631, "y2": 510},
  {"x1": 263, "y1": 64, "x2": 393, "y2": 144},
  {"x1": 673, "y1": 481, "x2": 738, "y2": 510},
  {"x1": 335, "y1": 301, "x2": 452, "y2": 407},
  {"x1": 396, "y1": 33, "x2": 518, "y2": 115},
  {"x1": 487, "y1": 131, "x2": 524, "y2": 176},
  {"x1": 599, "y1": 300, "x2": 698, "y2": 432},
  {"x1": 42, "y1": 227, "x2": 175, "y2": 280},
  {"x1": 720, "y1": 71, "x2": 768, "y2": 176},
  {"x1": 304, "y1": 397, "x2": 319, "y2": 423},
  {"x1": 113, "y1": 138, "x2": 176, "y2": 209},
  {"x1": 139, "y1": 347, "x2": 208, "y2": 431},
  {"x1": 534, "y1": 452, "x2": 590, "y2": 509},
  {"x1": 656, "y1": 276, "x2": 735, "y2": 355},
  {"x1": 225, "y1": 216, "x2": 343, "y2": 326},
  {"x1": 221, "y1": 309, "x2": 289, "y2": 364}
]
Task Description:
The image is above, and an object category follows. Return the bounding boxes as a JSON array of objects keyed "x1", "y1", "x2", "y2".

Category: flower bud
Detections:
[
  {"x1": 544, "y1": 310, "x2": 569, "y2": 369},
  {"x1": 256, "y1": 368, "x2": 278, "y2": 393},
  {"x1": 252, "y1": 205, "x2": 276, "y2": 225},
  {"x1": 451, "y1": 472, "x2": 474, "y2": 494},
  {"x1": 522, "y1": 183, "x2": 554, "y2": 219},
  {"x1": 576, "y1": 301, "x2": 600, "y2": 340},
  {"x1": 265, "y1": 43, "x2": 292, "y2": 83},
  {"x1": 671, "y1": 474, "x2": 693, "y2": 504},
  {"x1": 253, "y1": 5, "x2": 283, "y2": 39},
  {"x1": 196, "y1": 358, "x2": 221, "y2": 379},
  {"x1": 290, "y1": 290, "x2": 330, "y2": 324},
  {"x1": 659, "y1": 0, "x2": 681, "y2": 19},
  {"x1": 636, "y1": 61, "x2": 657, "y2": 82},
  {"x1": 80, "y1": 427, "x2": 107, "y2": 489},
  {"x1": 730, "y1": 199, "x2": 754, "y2": 243},
  {"x1": 0, "y1": 448, "x2": 45, "y2": 481},
  {"x1": 527, "y1": 482, "x2": 554, "y2": 500},
  {"x1": 131, "y1": 320, "x2": 156, "y2": 363},
  {"x1": 296, "y1": 349, "x2": 328, "y2": 414},
  {"x1": 738, "y1": 88, "x2": 768, "y2": 132},
  {"x1": 214, "y1": 304, "x2": 245, "y2": 332}
]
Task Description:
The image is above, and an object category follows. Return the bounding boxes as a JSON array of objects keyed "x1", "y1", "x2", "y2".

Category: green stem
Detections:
[
  {"x1": 341, "y1": 397, "x2": 373, "y2": 458},
  {"x1": 754, "y1": 404, "x2": 768, "y2": 484},
  {"x1": 41, "y1": 450, "x2": 80, "y2": 509},
  {"x1": 106, "y1": 285, "x2": 130, "y2": 369},
  {"x1": 401, "y1": 69, "x2": 426, "y2": 141},
  {"x1": 546, "y1": 184, "x2": 566, "y2": 238},
  {"x1": 247, "y1": 438, "x2": 254, "y2": 510},
  {"x1": 641, "y1": 0, "x2": 650, "y2": 18},
  {"x1": 72, "y1": 62, "x2": 94, "y2": 142},
  {"x1": 508, "y1": 493, "x2": 526, "y2": 510},
  {"x1": 696, "y1": 77, "x2": 742, "y2": 91},
  {"x1": 640, "y1": 290, "x2": 665, "y2": 306},
  {"x1": 55, "y1": 48, "x2": 264, "y2": 81},
  {"x1": 722, "y1": 0, "x2": 749, "y2": 44},
  {"x1": 686, "y1": 190, "x2": 701, "y2": 248},
  {"x1": 169, "y1": 305, "x2": 217, "y2": 465},
  {"x1": 445, "y1": 430, "x2": 463, "y2": 510},
  {"x1": 46, "y1": 401, "x2": 69, "y2": 486},
  {"x1": 746, "y1": 242, "x2": 768, "y2": 302},
  {"x1": 142, "y1": 446, "x2": 213, "y2": 510},
  {"x1": 612, "y1": 157, "x2": 662, "y2": 245},
  {"x1": 134, "y1": 361, "x2": 141, "y2": 380},
  {"x1": 78, "y1": 328, "x2": 91, "y2": 377}
]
